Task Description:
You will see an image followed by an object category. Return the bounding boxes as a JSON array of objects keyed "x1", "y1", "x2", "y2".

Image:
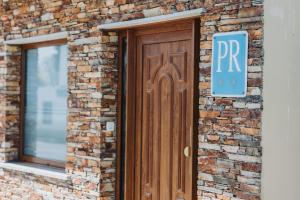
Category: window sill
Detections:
[{"x1": 0, "y1": 162, "x2": 68, "y2": 181}]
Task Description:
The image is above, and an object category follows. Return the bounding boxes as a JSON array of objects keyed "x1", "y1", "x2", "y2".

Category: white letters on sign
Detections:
[{"x1": 217, "y1": 40, "x2": 241, "y2": 73}]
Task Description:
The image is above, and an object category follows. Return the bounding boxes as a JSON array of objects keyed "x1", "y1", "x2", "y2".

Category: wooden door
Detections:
[{"x1": 122, "y1": 20, "x2": 199, "y2": 200}]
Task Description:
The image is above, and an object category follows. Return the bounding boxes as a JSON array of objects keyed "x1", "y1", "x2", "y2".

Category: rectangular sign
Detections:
[{"x1": 211, "y1": 31, "x2": 248, "y2": 97}]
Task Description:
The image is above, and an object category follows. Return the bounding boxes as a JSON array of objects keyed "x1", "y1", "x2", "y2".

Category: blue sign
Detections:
[{"x1": 211, "y1": 31, "x2": 248, "y2": 97}]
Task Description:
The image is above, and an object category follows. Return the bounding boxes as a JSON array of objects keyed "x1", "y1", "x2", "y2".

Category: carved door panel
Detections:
[{"x1": 134, "y1": 28, "x2": 194, "y2": 200}]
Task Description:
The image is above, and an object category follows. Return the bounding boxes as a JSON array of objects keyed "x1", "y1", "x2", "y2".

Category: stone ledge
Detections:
[
  {"x1": 98, "y1": 8, "x2": 206, "y2": 30},
  {"x1": 3, "y1": 32, "x2": 68, "y2": 45},
  {"x1": 0, "y1": 162, "x2": 68, "y2": 180}
]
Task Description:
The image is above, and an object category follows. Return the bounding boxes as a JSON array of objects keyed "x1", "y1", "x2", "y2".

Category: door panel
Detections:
[{"x1": 135, "y1": 29, "x2": 194, "y2": 200}]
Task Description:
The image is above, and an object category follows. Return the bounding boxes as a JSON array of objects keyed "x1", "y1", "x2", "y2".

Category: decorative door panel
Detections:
[{"x1": 137, "y1": 32, "x2": 194, "y2": 200}]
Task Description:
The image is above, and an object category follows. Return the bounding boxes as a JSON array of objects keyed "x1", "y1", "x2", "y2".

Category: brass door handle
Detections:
[
  {"x1": 145, "y1": 192, "x2": 151, "y2": 197},
  {"x1": 184, "y1": 146, "x2": 190, "y2": 158}
]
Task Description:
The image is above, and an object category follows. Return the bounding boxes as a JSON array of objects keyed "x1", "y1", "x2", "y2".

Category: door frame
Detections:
[{"x1": 116, "y1": 18, "x2": 200, "y2": 200}]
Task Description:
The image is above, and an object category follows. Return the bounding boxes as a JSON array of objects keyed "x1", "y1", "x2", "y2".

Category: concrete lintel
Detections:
[
  {"x1": 4, "y1": 32, "x2": 68, "y2": 45},
  {"x1": 98, "y1": 8, "x2": 205, "y2": 30}
]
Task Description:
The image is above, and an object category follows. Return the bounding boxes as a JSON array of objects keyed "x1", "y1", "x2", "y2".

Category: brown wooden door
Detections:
[{"x1": 122, "y1": 20, "x2": 199, "y2": 200}]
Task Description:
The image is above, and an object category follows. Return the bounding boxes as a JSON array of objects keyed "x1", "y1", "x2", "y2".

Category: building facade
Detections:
[{"x1": 0, "y1": 0, "x2": 266, "y2": 199}]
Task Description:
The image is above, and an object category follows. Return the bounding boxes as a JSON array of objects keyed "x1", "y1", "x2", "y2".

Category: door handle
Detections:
[
  {"x1": 183, "y1": 146, "x2": 190, "y2": 158},
  {"x1": 183, "y1": 126, "x2": 193, "y2": 158},
  {"x1": 145, "y1": 192, "x2": 151, "y2": 197}
]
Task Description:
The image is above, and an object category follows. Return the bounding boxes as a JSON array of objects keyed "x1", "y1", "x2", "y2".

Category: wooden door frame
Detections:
[{"x1": 116, "y1": 18, "x2": 200, "y2": 200}]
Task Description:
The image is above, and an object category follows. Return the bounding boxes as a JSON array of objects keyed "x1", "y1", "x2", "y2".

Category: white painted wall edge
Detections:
[
  {"x1": 4, "y1": 32, "x2": 68, "y2": 45},
  {"x1": 98, "y1": 8, "x2": 206, "y2": 30}
]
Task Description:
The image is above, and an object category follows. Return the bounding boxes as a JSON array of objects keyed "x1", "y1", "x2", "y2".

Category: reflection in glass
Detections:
[{"x1": 24, "y1": 45, "x2": 67, "y2": 162}]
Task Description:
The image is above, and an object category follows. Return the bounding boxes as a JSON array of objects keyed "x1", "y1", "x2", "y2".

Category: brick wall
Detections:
[{"x1": 0, "y1": 0, "x2": 263, "y2": 200}]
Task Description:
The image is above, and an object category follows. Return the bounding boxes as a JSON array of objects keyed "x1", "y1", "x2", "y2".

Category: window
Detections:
[{"x1": 21, "y1": 40, "x2": 68, "y2": 168}]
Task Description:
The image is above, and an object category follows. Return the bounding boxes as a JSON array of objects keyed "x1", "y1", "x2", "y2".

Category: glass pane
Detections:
[{"x1": 24, "y1": 44, "x2": 68, "y2": 162}]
